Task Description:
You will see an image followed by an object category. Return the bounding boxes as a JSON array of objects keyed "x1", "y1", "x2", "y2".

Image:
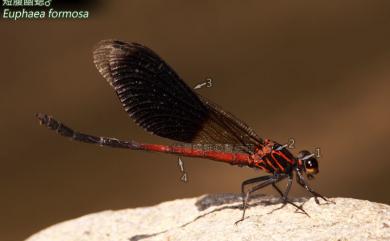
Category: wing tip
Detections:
[
  {"x1": 92, "y1": 39, "x2": 147, "y2": 74},
  {"x1": 92, "y1": 39, "x2": 145, "y2": 55}
]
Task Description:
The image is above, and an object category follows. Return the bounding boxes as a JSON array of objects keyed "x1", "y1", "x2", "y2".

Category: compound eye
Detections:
[
  {"x1": 298, "y1": 150, "x2": 319, "y2": 176},
  {"x1": 305, "y1": 159, "x2": 318, "y2": 169},
  {"x1": 305, "y1": 158, "x2": 319, "y2": 175}
]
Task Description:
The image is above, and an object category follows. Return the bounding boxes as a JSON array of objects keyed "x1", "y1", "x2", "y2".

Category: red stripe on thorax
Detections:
[
  {"x1": 270, "y1": 153, "x2": 286, "y2": 172},
  {"x1": 274, "y1": 150, "x2": 295, "y2": 164},
  {"x1": 264, "y1": 156, "x2": 277, "y2": 172}
]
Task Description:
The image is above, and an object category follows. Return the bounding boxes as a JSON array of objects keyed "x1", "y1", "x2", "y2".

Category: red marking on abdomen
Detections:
[{"x1": 139, "y1": 144, "x2": 251, "y2": 166}]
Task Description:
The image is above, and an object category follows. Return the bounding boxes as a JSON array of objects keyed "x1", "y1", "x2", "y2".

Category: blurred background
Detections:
[{"x1": 1, "y1": 0, "x2": 390, "y2": 240}]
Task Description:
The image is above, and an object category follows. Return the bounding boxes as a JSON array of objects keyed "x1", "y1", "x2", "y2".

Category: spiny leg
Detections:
[
  {"x1": 273, "y1": 175, "x2": 293, "y2": 203},
  {"x1": 235, "y1": 175, "x2": 282, "y2": 224},
  {"x1": 239, "y1": 176, "x2": 272, "y2": 212},
  {"x1": 271, "y1": 176, "x2": 309, "y2": 216},
  {"x1": 271, "y1": 173, "x2": 292, "y2": 200},
  {"x1": 296, "y1": 170, "x2": 334, "y2": 204},
  {"x1": 272, "y1": 182, "x2": 284, "y2": 197},
  {"x1": 236, "y1": 177, "x2": 276, "y2": 224}
]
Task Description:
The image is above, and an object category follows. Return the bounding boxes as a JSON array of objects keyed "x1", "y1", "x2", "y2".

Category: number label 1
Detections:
[{"x1": 315, "y1": 147, "x2": 321, "y2": 158}]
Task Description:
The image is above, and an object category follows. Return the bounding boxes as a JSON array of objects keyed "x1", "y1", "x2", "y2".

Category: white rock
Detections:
[{"x1": 25, "y1": 194, "x2": 390, "y2": 241}]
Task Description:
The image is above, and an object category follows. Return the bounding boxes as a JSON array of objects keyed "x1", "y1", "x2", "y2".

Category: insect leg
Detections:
[
  {"x1": 272, "y1": 174, "x2": 292, "y2": 200},
  {"x1": 295, "y1": 170, "x2": 333, "y2": 204},
  {"x1": 271, "y1": 182, "x2": 284, "y2": 197},
  {"x1": 235, "y1": 175, "x2": 282, "y2": 224},
  {"x1": 239, "y1": 176, "x2": 272, "y2": 218},
  {"x1": 271, "y1": 174, "x2": 309, "y2": 216}
]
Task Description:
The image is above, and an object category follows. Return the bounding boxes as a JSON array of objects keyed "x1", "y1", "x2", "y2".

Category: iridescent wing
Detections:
[{"x1": 93, "y1": 40, "x2": 263, "y2": 153}]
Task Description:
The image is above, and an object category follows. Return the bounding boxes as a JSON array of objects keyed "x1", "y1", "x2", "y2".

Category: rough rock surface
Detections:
[{"x1": 26, "y1": 194, "x2": 390, "y2": 241}]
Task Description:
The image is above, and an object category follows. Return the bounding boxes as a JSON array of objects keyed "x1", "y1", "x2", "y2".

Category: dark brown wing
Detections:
[
  {"x1": 195, "y1": 95, "x2": 263, "y2": 147},
  {"x1": 93, "y1": 40, "x2": 263, "y2": 152}
]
